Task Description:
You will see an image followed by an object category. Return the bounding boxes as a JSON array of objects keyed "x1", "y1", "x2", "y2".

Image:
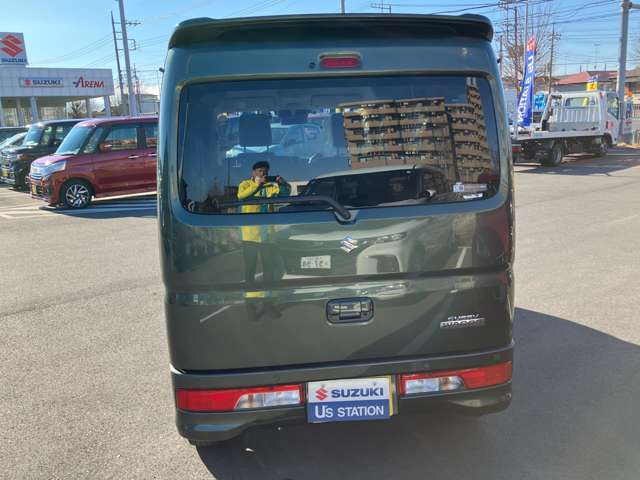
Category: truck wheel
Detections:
[
  {"x1": 598, "y1": 136, "x2": 609, "y2": 156},
  {"x1": 61, "y1": 180, "x2": 93, "y2": 209},
  {"x1": 542, "y1": 143, "x2": 563, "y2": 167}
]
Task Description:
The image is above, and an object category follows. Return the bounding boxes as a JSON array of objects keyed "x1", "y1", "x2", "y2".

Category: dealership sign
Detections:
[
  {"x1": 73, "y1": 76, "x2": 105, "y2": 88},
  {"x1": 0, "y1": 32, "x2": 28, "y2": 65},
  {"x1": 19, "y1": 77, "x2": 64, "y2": 88}
]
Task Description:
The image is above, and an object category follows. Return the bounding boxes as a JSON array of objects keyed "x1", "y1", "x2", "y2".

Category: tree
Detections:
[
  {"x1": 68, "y1": 101, "x2": 85, "y2": 119},
  {"x1": 498, "y1": 1, "x2": 556, "y2": 91}
]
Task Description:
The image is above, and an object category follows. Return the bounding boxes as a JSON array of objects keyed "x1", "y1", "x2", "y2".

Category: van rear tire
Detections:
[{"x1": 542, "y1": 142, "x2": 563, "y2": 167}]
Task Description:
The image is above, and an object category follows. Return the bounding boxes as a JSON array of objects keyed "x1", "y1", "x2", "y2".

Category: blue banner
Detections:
[{"x1": 517, "y1": 38, "x2": 536, "y2": 128}]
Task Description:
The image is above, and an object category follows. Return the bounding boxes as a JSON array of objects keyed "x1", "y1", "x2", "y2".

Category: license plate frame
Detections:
[
  {"x1": 307, "y1": 376, "x2": 394, "y2": 423},
  {"x1": 300, "y1": 255, "x2": 331, "y2": 270}
]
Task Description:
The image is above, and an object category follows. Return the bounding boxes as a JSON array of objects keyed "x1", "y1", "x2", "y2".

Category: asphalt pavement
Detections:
[{"x1": 1, "y1": 150, "x2": 639, "y2": 479}]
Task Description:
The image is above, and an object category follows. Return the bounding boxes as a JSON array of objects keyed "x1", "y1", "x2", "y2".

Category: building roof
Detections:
[{"x1": 554, "y1": 70, "x2": 616, "y2": 86}]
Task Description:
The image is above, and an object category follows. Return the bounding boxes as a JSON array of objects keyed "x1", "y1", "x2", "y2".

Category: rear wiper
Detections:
[{"x1": 219, "y1": 195, "x2": 351, "y2": 220}]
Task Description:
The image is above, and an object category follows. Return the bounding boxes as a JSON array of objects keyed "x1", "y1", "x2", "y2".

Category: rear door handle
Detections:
[{"x1": 327, "y1": 298, "x2": 374, "y2": 324}]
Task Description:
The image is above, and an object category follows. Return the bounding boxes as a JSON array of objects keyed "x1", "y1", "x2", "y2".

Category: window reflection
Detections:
[{"x1": 178, "y1": 76, "x2": 500, "y2": 214}]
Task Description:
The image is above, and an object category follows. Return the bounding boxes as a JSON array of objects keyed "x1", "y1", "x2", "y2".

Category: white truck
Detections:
[{"x1": 513, "y1": 90, "x2": 620, "y2": 166}]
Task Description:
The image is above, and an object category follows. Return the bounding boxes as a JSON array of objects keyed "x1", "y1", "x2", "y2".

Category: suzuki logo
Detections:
[
  {"x1": 340, "y1": 236, "x2": 358, "y2": 253},
  {"x1": 315, "y1": 387, "x2": 328, "y2": 401},
  {"x1": 1, "y1": 34, "x2": 23, "y2": 57}
]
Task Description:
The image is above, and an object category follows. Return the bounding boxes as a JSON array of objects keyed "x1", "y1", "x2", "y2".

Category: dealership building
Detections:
[{"x1": 0, "y1": 32, "x2": 114, "y2": 127}]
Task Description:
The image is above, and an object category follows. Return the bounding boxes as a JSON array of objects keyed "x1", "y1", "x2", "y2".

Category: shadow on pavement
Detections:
[
  {"x1": 195, "y1": 307, "x2": 640, "y2": 480},
  {"x1": 45, "y1": 194, "x2": 157, "y2": 219},
  {"x1": 515, "y1": 148, "x2": 640, "y2": 177}
]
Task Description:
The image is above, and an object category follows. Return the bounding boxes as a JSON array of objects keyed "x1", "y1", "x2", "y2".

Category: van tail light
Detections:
[
  {"x1": 512, "y1": 144, "x2": 522, "y2": 154},
  {"x1": 319, "y1": 53, "x2": 361, "y2": 69},
  {"x1": 398, "y1": 361, "x2": 512, "y2": 395},
  {"x1": 176, "y1": 385, "x2": 303, "y2": 412}
]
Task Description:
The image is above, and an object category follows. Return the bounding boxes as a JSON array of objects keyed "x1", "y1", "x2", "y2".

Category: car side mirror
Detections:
[{"x1": 99, "y1": 142, "x2": 113, "y2": 152}]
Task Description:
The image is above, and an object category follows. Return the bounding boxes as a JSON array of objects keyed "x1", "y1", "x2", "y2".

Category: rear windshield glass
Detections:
[{"x1": 178, "y1": 75, "x2": 499, "y2": 214}]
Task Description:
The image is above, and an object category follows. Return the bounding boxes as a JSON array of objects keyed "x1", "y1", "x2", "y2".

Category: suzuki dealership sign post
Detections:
[
  {"x1": 517, "y1": 38, "x2": 536, "y2": 129},
  {"x1": 0, "y1": 32, "x2": 28, "y2": 66}
]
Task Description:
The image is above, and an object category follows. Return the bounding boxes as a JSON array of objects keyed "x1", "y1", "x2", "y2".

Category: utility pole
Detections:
[
  {"x1": 594, "y1": 43, "x2": 601, "y2": 70},
  {"x1": 118, "y1": 0, "x2": 138, "y2": 116},
  {"x1": 133, "y1": 66, "x2": 142, "y2": 114},
  {"x1": 499, "y1": 35, "x2": 504, "y2": 78},
  {"x1": 514, "y1": 6, "x2": 519, "y2": 90},
  {"x1": 110, "y1": 11, "x2": 126, "y2": 115},
  {"x1": 371, "y1": 2, "x2": 391, "y2": 13},
  {"x1": 616, "y1": 1, "x2": 640, "y2": 139},
  {"x1": 340, "y1": 0, "x2": 345, "y2": 14},
  {"x1": 523, "y1": 0, "x2": 529, "y2": 84},
  {"x1": 548, "y1": 26, "x2": 560, "y2": 95}
]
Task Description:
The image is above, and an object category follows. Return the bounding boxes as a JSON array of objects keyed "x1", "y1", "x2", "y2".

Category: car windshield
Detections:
[
  {"x1": 0, "y1": 132, "x2": 25, "y2": 150},
  {"x1": 178, "y1": 75, "x2": 500, "y2": 214},
  {"x1": 56, "y1": 125, "x2": 94, "y2": 155},
  {"x1": 23, "y1": 126, "x2": 44, "y2": 146}
]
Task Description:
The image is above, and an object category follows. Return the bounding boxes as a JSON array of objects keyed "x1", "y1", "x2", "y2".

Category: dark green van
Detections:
[{"x1": 159, "y1": 14, "x2": 514, "y2": 446}]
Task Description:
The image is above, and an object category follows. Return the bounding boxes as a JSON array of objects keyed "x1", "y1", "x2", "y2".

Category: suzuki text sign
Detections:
[
  {"x1": 0, "y1": 33, "x2": 28, "y2": 65},
  {"x1": 517, "y1": 38, "x2": 536, "y2": 128},
  {"x1": 19, "y1": 77, "x2": 64, "y2": 88}
]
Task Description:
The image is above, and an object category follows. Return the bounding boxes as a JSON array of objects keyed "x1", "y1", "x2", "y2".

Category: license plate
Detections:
[
  {"x1": 1, "y1": 167, "x2": 9, "y2": 178},
  {"x1": 300, "y1": 255, "x2": 331, "y2": 269},
  {"x1": 31, "y1": 184, "x2": 37, "y2": 195},
  {"x1": 307, "y1": 376, "x2": 393, "y2": 423}
]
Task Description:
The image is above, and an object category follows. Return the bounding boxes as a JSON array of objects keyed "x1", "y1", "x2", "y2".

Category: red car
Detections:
[{"x1": 29, "y1": 116, "x2": 158, "y2": 208}]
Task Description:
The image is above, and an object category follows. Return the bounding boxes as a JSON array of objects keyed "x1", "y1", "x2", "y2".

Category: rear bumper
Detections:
[{"x1": 172, "y1": 341, "x2": 513, "y2": 443}]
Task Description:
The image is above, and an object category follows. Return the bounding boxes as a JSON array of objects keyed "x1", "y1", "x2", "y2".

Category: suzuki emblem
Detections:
[{"x1": 340, "y1": 236, "x2": 359, "y2": 253}]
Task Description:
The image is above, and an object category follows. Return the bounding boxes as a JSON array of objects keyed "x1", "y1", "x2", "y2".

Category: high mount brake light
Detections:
[
  {"x1": 319, "y1": 54, "x2": 361, "y2": 69},
  {"x1": 398, "y1": 361, "x2": 512, "y2": 395},
  {"x1": 176, "y1": 385, "x2": 303, "y2": 412}
]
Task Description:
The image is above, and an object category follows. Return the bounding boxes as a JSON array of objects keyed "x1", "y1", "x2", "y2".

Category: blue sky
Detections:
[{"x1": 2, "y1": 0, "x2": 637, "y2": 92}]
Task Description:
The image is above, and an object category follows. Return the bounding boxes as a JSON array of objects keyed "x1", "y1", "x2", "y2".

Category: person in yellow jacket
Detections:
[{"x1": 238, "y1": 161, "x2": 290, "y2": 285}]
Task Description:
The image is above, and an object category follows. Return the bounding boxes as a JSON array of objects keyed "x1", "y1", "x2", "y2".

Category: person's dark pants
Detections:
[{"x1": 243, "y1": 241, "x2": 282, "y2": 284}]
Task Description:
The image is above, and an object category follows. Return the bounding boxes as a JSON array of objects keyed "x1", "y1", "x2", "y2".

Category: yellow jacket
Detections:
[{"x1": 238, "y1": 178, "x2": 291, "y2": 242}]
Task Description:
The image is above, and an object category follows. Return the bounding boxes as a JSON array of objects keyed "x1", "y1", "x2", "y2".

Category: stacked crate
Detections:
[
  {"x1": 446, "y1": 82, "x2": 492, "y2": 183},
  {"x1": 342, "y1": 100, "x2": 403, "y2": 169}
]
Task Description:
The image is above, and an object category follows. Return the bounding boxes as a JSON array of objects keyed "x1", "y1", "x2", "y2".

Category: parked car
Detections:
[
  {"x1": 159, "y1": 14, "x2": 514, "y2": 446},
  {"x1": 0, "y1": 119, "x2": 81, "y2": 189},
  {"x1": 0, "y1": 126, "x2": 28, "y2": 143},
  {"x1": 276, "y1": 165, "x2": 456, "y2": 276},
  {"x1": 29, "y1": 116, "x2": 158, "y2": 208},
  {"x1": 0, "y1": 131, "x2": 27, "y2": 152}
]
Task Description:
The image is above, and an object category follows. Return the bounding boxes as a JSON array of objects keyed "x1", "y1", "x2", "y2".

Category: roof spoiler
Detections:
[{"x1": 169, "y1": 14, "x2": 493, "y2": 49}]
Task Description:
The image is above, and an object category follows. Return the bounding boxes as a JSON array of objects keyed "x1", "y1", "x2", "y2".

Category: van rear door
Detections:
[{"x1": 164, "y1": 72, "x2": 513, "y2": 371}]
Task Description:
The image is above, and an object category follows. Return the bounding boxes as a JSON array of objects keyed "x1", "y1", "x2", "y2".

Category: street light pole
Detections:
[
  {"x1": 341, "y1": 0, "x2": 345, "y2": 14},
  {"x1": 117, "y1": 0, "x2": 138, "y2": 116}
]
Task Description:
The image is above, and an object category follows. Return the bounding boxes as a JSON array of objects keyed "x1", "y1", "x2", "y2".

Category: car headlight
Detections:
[
  {"x1": 42, "y1": 161, "x2": 66, "y2": 176},
  {"x1": 374, "y1": 232, "x2": 408, "y2": 244}
]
